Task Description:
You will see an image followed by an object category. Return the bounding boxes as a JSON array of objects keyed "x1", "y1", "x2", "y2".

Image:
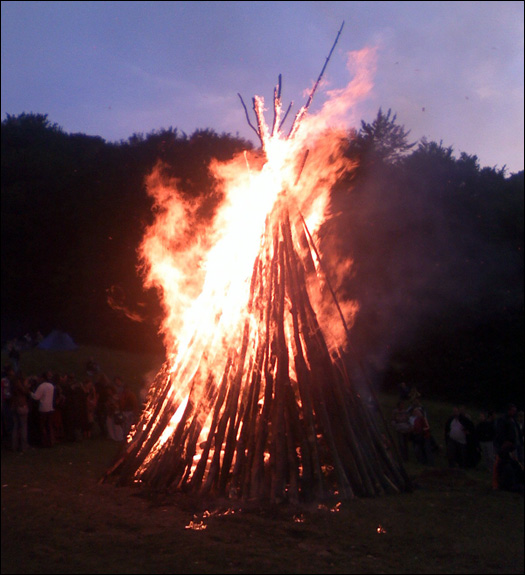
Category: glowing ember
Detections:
[
  {"x1": 185, "y1": 519, "x2": 207, "y2": 531},
  {"x1": 317, "y1": 503, "x2": 342, "y2": 513},
  {"x1": 102, "y1": 24, "x2": 411, "y2": 503}
]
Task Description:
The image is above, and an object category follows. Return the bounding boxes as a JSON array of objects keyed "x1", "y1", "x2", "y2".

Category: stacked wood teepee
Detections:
[{"x1": 102, "y1": 23, "x2": 411, "y2": 503}]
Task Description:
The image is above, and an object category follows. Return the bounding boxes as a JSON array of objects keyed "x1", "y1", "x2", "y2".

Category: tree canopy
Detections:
[
  {"x1": 1, "y1": 110, "x2": 523, "y2": 408},
  {"x1": 347, "y1": 107, "x2": 416, "y2": 167}
]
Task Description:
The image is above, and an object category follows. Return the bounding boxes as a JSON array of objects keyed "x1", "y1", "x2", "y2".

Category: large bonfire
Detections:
[{"x1": 102, "y1": 24, "x2": 411, "y2": 503}]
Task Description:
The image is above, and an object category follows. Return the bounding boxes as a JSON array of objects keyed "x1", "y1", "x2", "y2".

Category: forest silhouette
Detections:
[{"x1": 1, "y1": 111, "x2": 523, "y2": 409}]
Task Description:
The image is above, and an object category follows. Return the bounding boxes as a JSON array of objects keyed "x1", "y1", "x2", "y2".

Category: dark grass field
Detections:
[
  {"x1": 2, "y1": 435, "x2": 523, "y2": 574},
  {"x1": 1, "y1": 346, "x2": 523, "y2": 574}
]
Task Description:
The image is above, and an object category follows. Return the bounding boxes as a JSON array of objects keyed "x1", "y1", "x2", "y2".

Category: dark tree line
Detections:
[
  {"x1": 1, "y1": 111, "x2": 523, "y2": 408},
  {"x1": 323, "y1": 109, "x2": 523, "y2": 408},
  {"x1": 1, "y1": 113, "x2": 252, "y2": 351}
]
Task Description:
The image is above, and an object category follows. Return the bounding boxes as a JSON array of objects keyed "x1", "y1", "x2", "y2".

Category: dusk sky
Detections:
[{"x1": 2, "y1": 1, "x2": 523, "y2": 174}]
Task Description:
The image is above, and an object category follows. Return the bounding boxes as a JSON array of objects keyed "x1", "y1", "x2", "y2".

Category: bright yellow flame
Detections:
[{"x1": 131, "y1": 45, "x2": 376, "y2": 475}]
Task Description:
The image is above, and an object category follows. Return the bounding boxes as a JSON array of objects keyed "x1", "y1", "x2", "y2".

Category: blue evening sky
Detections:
[{"x1": 1, "y1": 1, "x2": 523, "y2": 173}]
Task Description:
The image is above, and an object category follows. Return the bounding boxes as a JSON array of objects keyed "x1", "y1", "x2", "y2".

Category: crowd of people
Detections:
[
  {"x1": 2, "y1": 356, "x2": 523, "y2": 495},
  {"x1": 1, "y1": 356, "x2": 147, "y2": 453},
  {"x1": 390, "y1": 383, "x2": 524, "y2": 494}
]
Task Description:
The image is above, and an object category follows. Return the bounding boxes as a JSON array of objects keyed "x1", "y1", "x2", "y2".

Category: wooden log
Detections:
[
  {"x1": 249, "y1": 231, "x2": 280, "y2": 500},
  {"x1": 141, "y1": 352, "x2": 229, "y2": 491},
  {"x1": 230, "y1": 339, "x2": 266, "y2": 498},
  {"x1": 283, "y1": 380, "x2": 301, "y2": 503},
  {"x1": 175, "y1": 372, "x2": 221, "y2": 490},
  {"x1": 271, "y1": 74, "x2": 282, "y2": 137},
  {"x1": 237, "y1": 254, "x2": 274, "y2": 499},
  {"x1": 288, "y1": 221, "x2": 389, "y2": 495},
  {"x1": 298, "y1": 212, "x2": 411, "y2": 492},
  {"x1": 116, "y1": 324, "x2": 221, "y2": 486},
  {"x1": 217, "y1": 318, "x2": 253, "y2": 496},
  {"x1": 212, "y1": 253, "x2": 264, "y2": 497},
  {"x1": 288, "y1": 21, "x2": 345, "y2": 139},
  {"x1": 270, "y1": 242, "x2": 290, "y2": 503},
  {"x1": 188, "y1": 356, "x2": 233, "y2": 492},
  {"x1": 102, "y1": 365, "x2": 182, "y2": 485},
  {"x1": 281, "y1": 215, "x2": 326, "y2": 499},
  {"x1": 281, "y1": 215, "x2": 355, "y2": 498}
]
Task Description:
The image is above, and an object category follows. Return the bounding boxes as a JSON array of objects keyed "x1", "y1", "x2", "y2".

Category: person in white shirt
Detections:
[
  {"x1": 445, "y1": 406, "x2": 468, "y2": 468},
  {"x1": 30, "y1": 373, "x2": 55, "y2": 447}
]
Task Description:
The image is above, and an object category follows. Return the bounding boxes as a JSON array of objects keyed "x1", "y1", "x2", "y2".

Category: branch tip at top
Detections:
[{"x1": 239, "y1": 21, "x2": 346, "y2": 145}]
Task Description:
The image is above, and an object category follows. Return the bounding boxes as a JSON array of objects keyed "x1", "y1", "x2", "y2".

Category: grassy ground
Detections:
[{"x1": 1, "y1": 346, "x2": 523, "y2": 574}]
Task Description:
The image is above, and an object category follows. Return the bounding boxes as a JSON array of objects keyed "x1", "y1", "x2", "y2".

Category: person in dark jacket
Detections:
[
  {"x1": 495, "y1": 403, "x2": 523, "y2": 464},
  {"x1": 476, "y1": 410, "x2": 496, "y2": 472},
  {"x1": 493, "y1": 441, "x2": 524, "y2": 493}
]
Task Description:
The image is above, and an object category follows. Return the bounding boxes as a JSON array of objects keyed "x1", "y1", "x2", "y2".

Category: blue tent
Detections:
[{"x1": 37, "y1": 330, "x2": 78, "y2": 351}]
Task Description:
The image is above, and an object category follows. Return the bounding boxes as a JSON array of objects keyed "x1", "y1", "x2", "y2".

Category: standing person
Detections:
[
  {"x1": 85, "y1": 357, "x2": 100, "y2": 378},
  {"x1": 60, "y1": 375, "x2": 76, "y2": 442},
  {"x1": 1, "y1": 368, "x2": 14, "y2": 447},
  {"x1": 113, "y1": 376, "x2": 125, "y2": 402},
  {"x1": 445, "y1": 407, "x2": 468, "y2": 468},
  {"x1": 517, "y1": 410, "x2": 524, "y2": 465},
  {"x1": 105, "y1": 385, "x2": 124, "y2": 442},
  {"x1": 391, "y1": 400, "x2": 412, "y2": 461},
  {"x1": 495, "y1": 403, "x2": 524, "y2": 465},
  {"x1": 51, "y1": 374, "x2": 67, "y2": 443},
  {"x1": 94, "y1": 373, "x2": 111, "y2": 438},
  {"x1": 139, "y1": 381, "x2": 150, "y2": 409},
  {"x1": 26, "y1": 376, "x2": 40, "y2": 446},
  {"x1": 80, "y1": 378, "x2": 97, "y2": 439},
  {"x1": 119, "y1": 383, "x2": 140, "y2": 439},
  {"x1": 70, "y1": 375, "x2": 87, "y2": 441},
  {"x1": 11, "y1": 374, "x2": 30, "y2": 452},
  {"x1": 411, "y1": 407, "x2": 434, "y2": 465},
  {"x1": 7, "y1": 341, "x2": 21, "y2": 374},
  {"x1": 30, "y1": 372, "x2": 55, "y2": 447},
  {"x1": 475, "y1": 410, "x2": 496, "y2": 473},
  {"x1": 399, "y1": 382, "x2": 411, "y2": 401},
  {"x1": 460, "y1": 407, "x2": 479, "y2": 469},
  {"x1": 493, "y1": 441, "x2": 525, "y2": 493}
]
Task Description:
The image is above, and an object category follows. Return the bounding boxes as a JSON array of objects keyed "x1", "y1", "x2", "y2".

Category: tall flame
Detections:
[
  {"x1": 103, "y1": 44, "x2": 409, "y2": 504},
  {"x1": 140, "y1": 46, "x2": 376, "y2": 365}
]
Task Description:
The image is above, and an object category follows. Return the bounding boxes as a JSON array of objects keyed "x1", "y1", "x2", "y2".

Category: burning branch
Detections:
[
  {"x1": 288, "y1": 21, "x2": 345, "y2": 139},
  {"x1": 237, "y1": 92, "x2": 259, "y2": 140},
  {"x1": 239, "y1": 21, "x2": 344, "y2": 149}
]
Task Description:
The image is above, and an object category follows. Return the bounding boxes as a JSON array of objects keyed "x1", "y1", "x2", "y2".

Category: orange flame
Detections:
[{"x1": 131, "y1": 45, "x2": 376, "y2": 472}]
